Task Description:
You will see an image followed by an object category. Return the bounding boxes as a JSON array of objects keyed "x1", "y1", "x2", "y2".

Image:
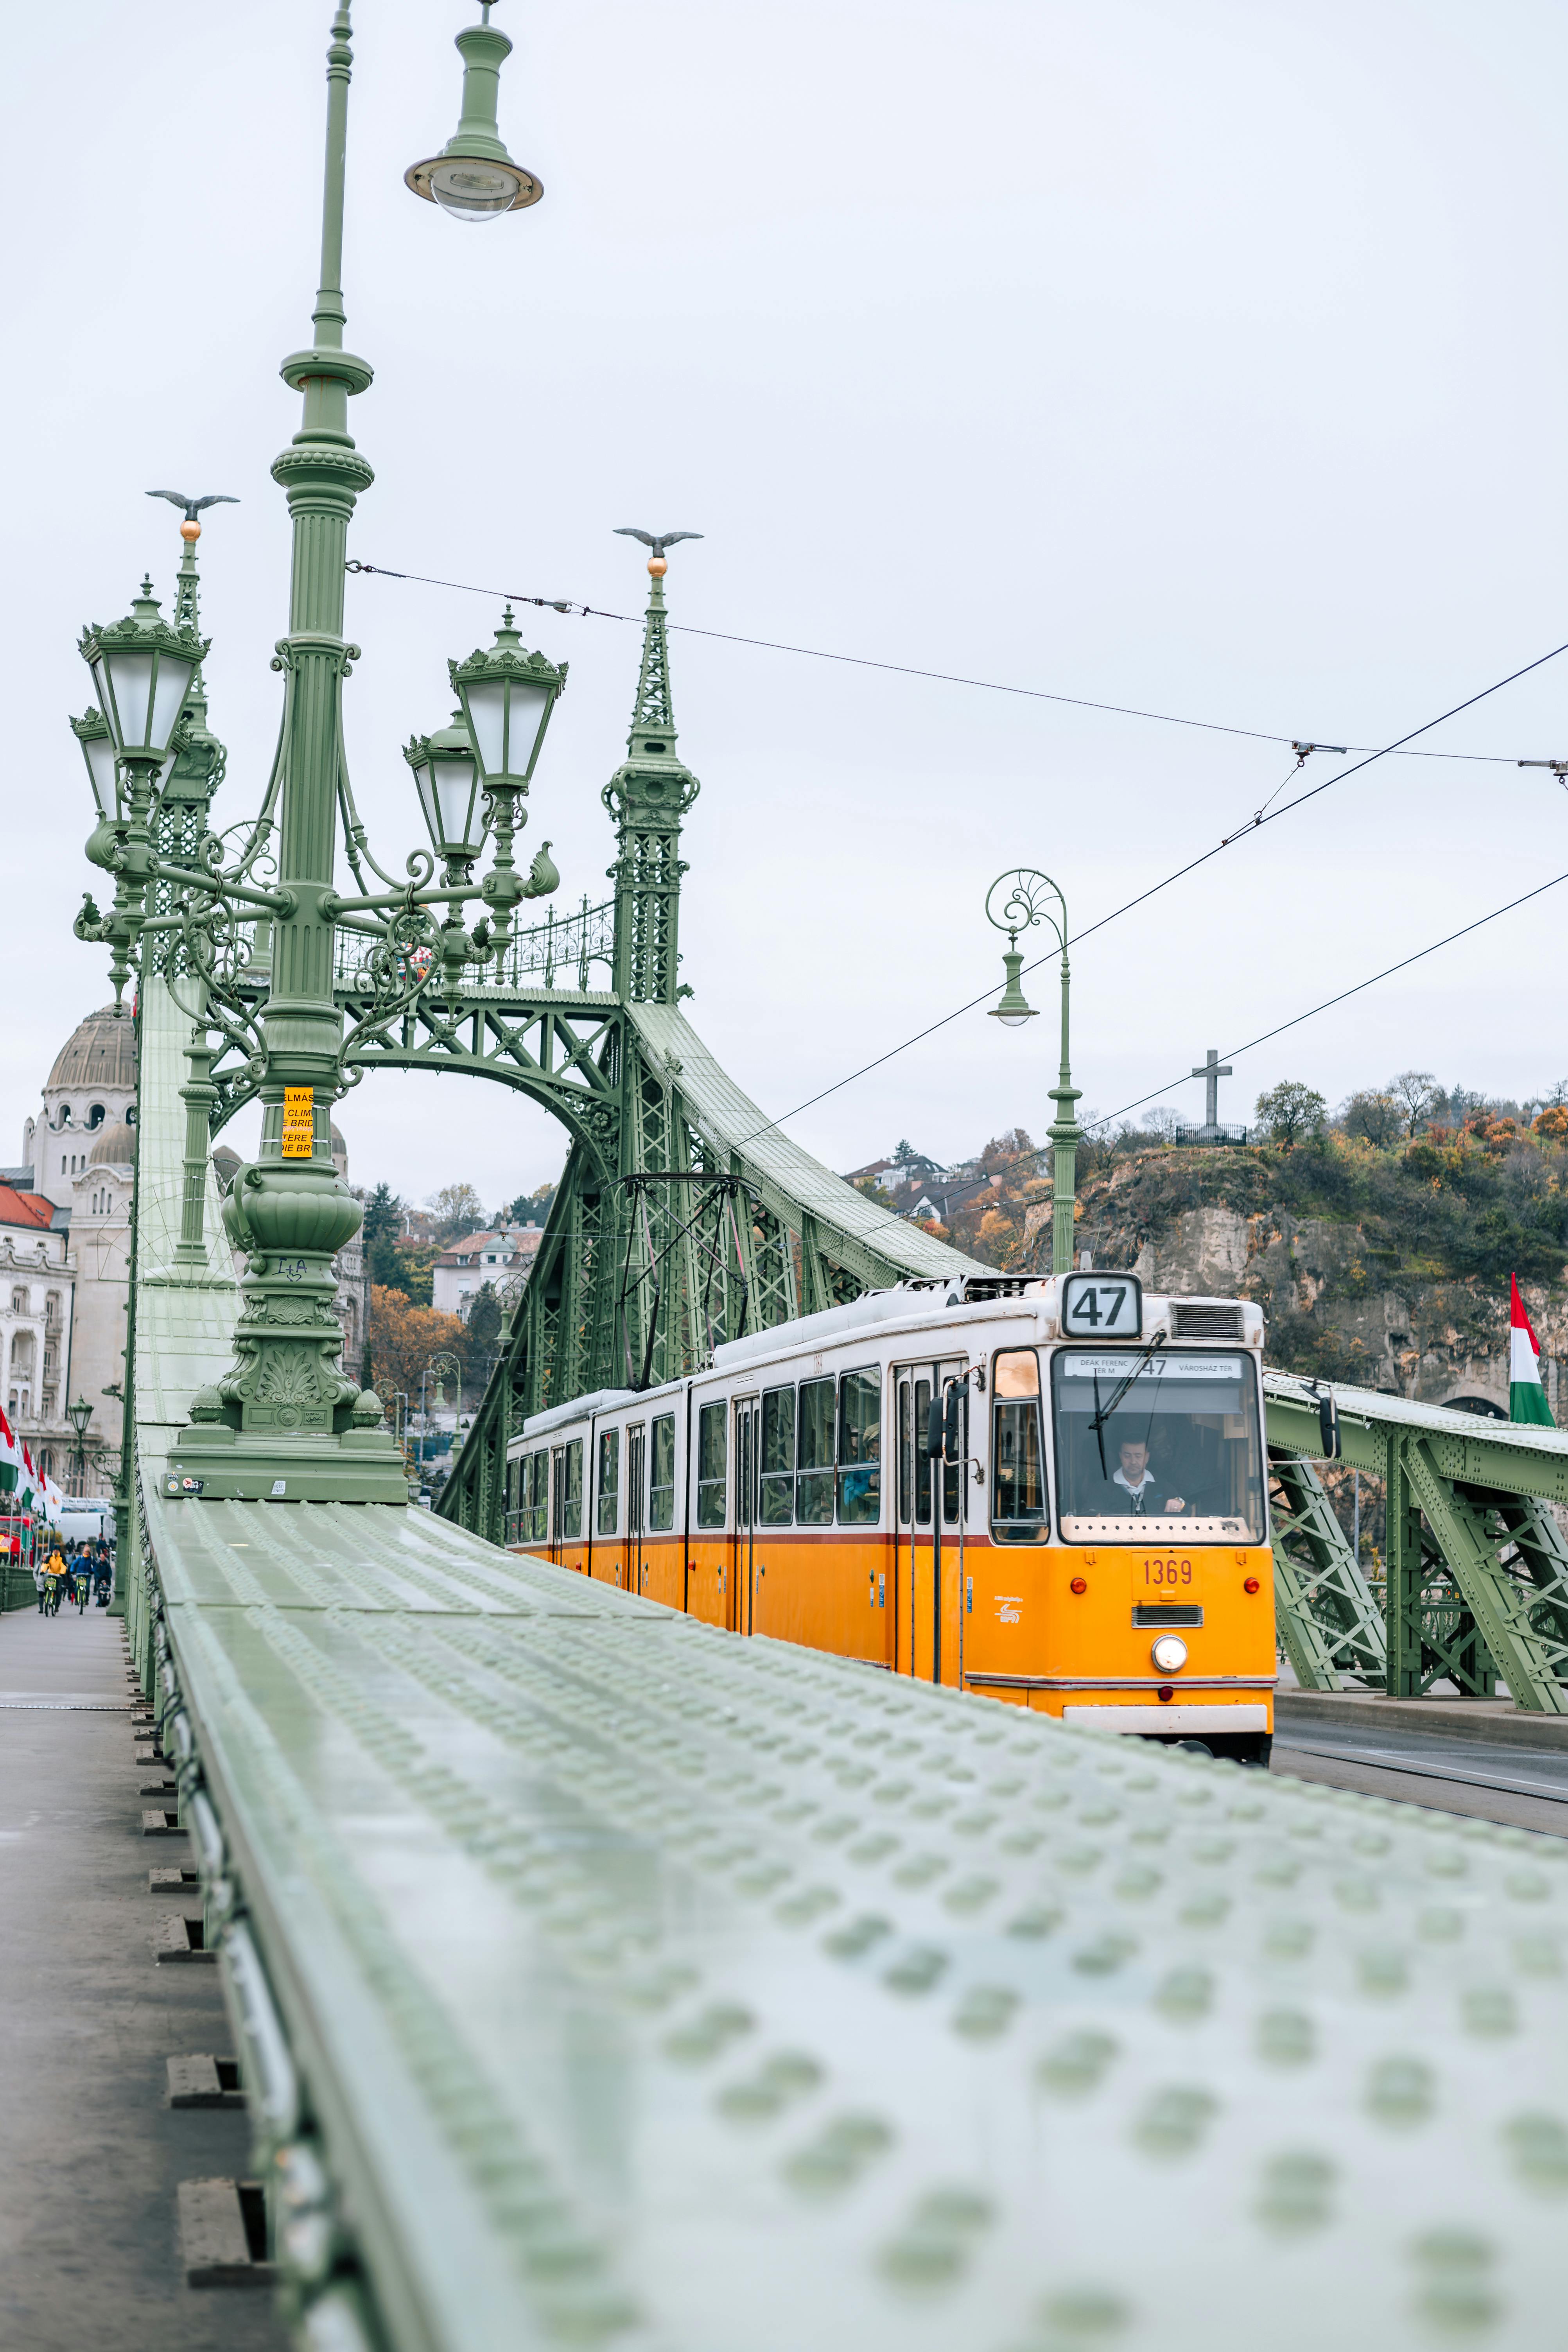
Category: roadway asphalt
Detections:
[
  {"x1": 0, "y1": 1602, "x2": 286, "y2": 2351},
  {"x1": 1272, "y1": 1713, "x2": 1568, "y2": 1837}
]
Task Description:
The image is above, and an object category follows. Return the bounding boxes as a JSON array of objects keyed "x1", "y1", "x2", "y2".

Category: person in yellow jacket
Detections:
[{"x1": 42, "y1": 1548, "x2": 66, "y2": 1618}]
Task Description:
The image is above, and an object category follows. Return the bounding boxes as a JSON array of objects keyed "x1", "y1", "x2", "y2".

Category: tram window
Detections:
[
  {"x1": 649, "y1": 1415, "x2": 676, "y2": 1532},
  {"x1": 597, "y1": 1429, "x2": 620, "y2": 1536},
  {"x1": 897, "y1": 1381, "x2": 913, "y2": 1524},
  {"x1": 560, "y1": 1440, "x2": 583, "y2": 1539},
  {"x1": 760, "y1": 1385, "x2": 795, "y2": 1524},
  {"x1": 696, "y1": 1402, "x2": 728, "y2": 1528},
  {"x1": 1050, "y1": 1350, "x2": 1266, "y2": 1540},
  {"x1": 526, "y1": 1451, "x2": 548, "y2": 1543},
  {"x1": 797, "y1": 1377, "x2": 834, "y2": 1525},
  {"x1": 837, "y1": 1367, "x2": 882, "y2": 1526},
  {"x1": 992, "y1": 1349, "x2": 1048, "y2": 1543},
  {"x1": 913, "y1": 1378, "x2": 933, "y2": 1525}
]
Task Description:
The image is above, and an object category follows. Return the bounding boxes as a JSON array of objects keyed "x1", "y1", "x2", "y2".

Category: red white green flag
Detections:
[{"x1": 1510, "y1": 1274, "x2": 1555, "y2": 1427}]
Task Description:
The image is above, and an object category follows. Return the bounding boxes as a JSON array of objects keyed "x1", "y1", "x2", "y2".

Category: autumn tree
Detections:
[
  {"x1": 427, "y1": 1182, "x2": 487, "y2": 1243},
  {"x1": 1388, "y1": 1070, "x2": 1439, "y2": 1139},
  {"x1": 1254, "y1": 1081, "x2": 1326, "y2": 1147},
  {"x1": 367, "y1": 1286, "x2": 467, "y2": 1409}
]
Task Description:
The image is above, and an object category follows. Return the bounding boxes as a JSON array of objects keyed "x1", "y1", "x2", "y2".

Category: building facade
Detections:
[
  {"x1": 432, "y1": 1225, "x2": 543, "y2": 1320},
  {"x1": 3, "y1": 1005, "x2": 138, "y2": 1491}
]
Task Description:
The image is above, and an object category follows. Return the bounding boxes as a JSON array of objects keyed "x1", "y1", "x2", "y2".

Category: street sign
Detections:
[{"x1": 281, "y1": 1087, "x2": 314, "y2": 1159}]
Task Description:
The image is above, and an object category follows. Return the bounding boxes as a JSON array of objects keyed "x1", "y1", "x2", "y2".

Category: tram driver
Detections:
[{"x1": 1111, "y1": 1432, "x2": 1187, "y2": 1517}]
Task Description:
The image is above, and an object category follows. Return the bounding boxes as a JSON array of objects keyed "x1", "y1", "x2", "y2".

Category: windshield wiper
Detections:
[{"x1": 1088, "y1": 1331, "x2": 1167, "y2": 1437}]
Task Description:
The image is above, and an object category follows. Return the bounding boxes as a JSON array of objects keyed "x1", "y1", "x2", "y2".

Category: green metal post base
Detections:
[{"x1": 163, "y1": 1423, "x2": 408, "y2": 1505}]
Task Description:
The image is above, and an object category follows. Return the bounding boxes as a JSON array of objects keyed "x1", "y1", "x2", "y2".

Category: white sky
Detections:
[{"x1": 7, "y1": 0, "x2": 1568, "y2": 1209}]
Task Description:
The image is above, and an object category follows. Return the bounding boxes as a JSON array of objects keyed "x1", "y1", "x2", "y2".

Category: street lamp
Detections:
[
  {"x1": 80, "y1": 581, "x2": 201, "y2": 768},
  {"x1": 405, "y1": 714, "x2": 486, "y2": 869},
  {"x1": 70, "y1": 708, "x2": 118, "y2": 824},
  {"x1": 417, "y1": 1352, "x2": 465, "y2": 1487},
  {"x1": 66, "y1": 1395, "x2": 93, "y2": 1496},
  {"x1": 985, "y1": 868, "x2": 1082, "y2": 1277},
  {"x1": 404, "y1": 4, "x2": 543, "y2": 222},
  {"x1": 450, "y1": 609, "x2": 565, "y2": 791}
]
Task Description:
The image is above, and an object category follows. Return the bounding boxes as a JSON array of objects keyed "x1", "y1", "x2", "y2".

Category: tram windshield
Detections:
[{"x1": 1050, "y1": 1350, "x2": 1265, "y2": 1540}]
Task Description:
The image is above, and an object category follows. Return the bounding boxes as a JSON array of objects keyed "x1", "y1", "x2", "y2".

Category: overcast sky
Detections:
[{"x1": 8, "y1": 0, "x2": 1568, "y2": 1211}]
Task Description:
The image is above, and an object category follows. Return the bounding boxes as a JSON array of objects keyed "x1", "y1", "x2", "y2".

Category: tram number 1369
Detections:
[
  {"x1": 1061, "y1": 1272, "x2": 1142, "y2": 1337},
  {"x1": 1142, "y1": 1559, "x2": 1194, "y2": 1586}
]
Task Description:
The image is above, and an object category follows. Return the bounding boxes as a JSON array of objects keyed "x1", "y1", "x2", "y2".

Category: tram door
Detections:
[
  {"x1": 627, "y1": 1424, "x2": 646, "y2": 1593},
  {"x1": 894, "y1": 1358, "x2": 967, "y2": 1685},
  {"x1": 730, "y1": 1398, "x2": 759, "y2": 1634}
]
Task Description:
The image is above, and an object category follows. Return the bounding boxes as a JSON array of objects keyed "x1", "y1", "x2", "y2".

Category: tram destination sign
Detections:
[
  {"x1": 1060, "y1": 1272, "x2": 1141, "y2": 1338},
  {"x1": 1060, "y1": 1354, "x2": 1243, "y2": 1382}
]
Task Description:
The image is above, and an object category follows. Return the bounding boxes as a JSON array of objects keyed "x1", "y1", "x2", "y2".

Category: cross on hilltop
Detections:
[{"x1": 1191, "y1": 1048, "x2": 1233, "y2": 1137}]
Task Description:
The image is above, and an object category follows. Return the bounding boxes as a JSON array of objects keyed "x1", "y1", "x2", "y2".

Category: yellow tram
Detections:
[{"x1": 503, "y1": 1270, "x2": 1276, "y2": 1762}]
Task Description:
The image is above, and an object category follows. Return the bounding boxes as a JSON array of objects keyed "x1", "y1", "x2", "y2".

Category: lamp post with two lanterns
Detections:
[
  {"x1": 67, "y1": 1, "x2": 563, "y2": 1507},
  {"x1": 986, "y1": 868, "x2": 1084, "y2": 1277}
]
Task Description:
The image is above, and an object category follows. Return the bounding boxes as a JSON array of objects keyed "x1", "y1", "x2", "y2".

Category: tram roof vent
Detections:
[
  {"x1": 1169, "y1": 1301, "x2": 1245, "y2": 1341},
  {"x1": 957, "y1": 1277, "x2": 1037, "y2": 1303}
]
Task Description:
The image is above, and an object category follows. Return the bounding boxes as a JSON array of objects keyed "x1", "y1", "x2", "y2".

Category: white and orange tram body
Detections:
[{"x1": 502, "y1": 1271, "x2": 1277, "y2": 1761}]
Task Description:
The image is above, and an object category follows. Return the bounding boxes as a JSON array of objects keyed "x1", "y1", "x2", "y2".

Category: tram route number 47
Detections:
[{"x1": 1061, "y1": 1272, "x2": 1142, "y2": 1338}]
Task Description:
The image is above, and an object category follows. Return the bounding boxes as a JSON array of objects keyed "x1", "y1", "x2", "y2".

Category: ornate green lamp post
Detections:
[
  {"x1": 985, "y1": 868, "x2": 1082, "y2": 1276},
  {"x1": 69, "y1": 1, "x2": 561, "y2": 1506}
]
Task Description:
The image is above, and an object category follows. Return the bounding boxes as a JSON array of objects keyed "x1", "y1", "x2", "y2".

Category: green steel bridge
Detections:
[
  {"x1": 60, "y1": 4, "x2": 1568, "y2": 2343},
  {"x1": 106, "y1": 568, "x2": 1568, "y2": 2350}
]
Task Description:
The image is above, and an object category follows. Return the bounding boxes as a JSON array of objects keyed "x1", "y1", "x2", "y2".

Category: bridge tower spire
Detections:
[{"x1": 603, "y1": 536, "x2": 701, "y2": 1004}]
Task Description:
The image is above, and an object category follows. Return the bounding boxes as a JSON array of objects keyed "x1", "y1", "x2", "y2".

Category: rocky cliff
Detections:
[{"x1": 1075, "y1": 1144, "x2": 1567, "y2": 1414}]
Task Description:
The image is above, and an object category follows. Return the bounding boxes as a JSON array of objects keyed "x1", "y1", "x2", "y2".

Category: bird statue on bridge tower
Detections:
[
  {"x1": 614, "y1": 526, "x2": 702, "y2": 579},
  {"x1": 146, "y1": 489, "x2": 240, "y2": 545}
]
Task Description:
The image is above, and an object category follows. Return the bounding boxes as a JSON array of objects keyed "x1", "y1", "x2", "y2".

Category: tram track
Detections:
[{"x1": 1271, "y1": 1721, "x2": 1568, "y2": 1837}]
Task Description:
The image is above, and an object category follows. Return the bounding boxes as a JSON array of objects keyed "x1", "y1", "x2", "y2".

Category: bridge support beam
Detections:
[
  {"x1": 1267, "y1": 1378, "x2": 1568, "y2": 1711},
  {"x1": 1267, "y1": 1451, "x2": 1386, "y2": 1690}
]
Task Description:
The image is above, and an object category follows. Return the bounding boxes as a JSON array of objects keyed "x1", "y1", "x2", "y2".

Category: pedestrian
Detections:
[{"x1": 32, "y1": 1553, "x2": 47, "y2": 1615}]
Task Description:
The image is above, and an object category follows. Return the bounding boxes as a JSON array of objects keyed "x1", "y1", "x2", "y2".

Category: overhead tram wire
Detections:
[
  {"x1": 344, "y1": 556, "x2": 1568, "y2": 1158},
  {"x1": 346, "y1": 557, "x2": 1551, "y2": 769},
  {"x1": 718, "y1": 628, "x2": 1568, "y2": 1155},
  {"x1": 829, "y1": 866, "x2": 1568, "y2": 1264}
]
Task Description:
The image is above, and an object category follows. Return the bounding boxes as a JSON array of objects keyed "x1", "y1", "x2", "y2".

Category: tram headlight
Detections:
[{"x1": 1150, "y1": 1634, "x2": 1188, "y2": 1674}]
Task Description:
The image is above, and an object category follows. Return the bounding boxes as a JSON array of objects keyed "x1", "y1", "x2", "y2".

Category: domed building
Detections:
[
  {"x1": 2, "y1": 1005, "x2": 367, "y2": 1500},
  {"x1": 23, "y1": 1004, "x2": 139, "y2": 1213}
]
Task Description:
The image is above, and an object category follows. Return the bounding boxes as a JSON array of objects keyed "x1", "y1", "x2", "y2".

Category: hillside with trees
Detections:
[{"x1": 852, "y1": 1073, "x2": 1568, "y2": 1408}]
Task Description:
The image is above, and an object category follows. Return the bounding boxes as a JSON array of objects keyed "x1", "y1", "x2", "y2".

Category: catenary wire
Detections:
[
  {"x1": 344, "y1": 558, "x2": 1568, "y2": 1168},
  {"x1": 717, "y1": 630, "x2": 1568, "y2": 1155},
  {"x1": 345, "y1": 558, "x2": 1552, "y2": 768},
  {"x1": 830, "y1": 866, "x2": 1568, "y2": 1261}
]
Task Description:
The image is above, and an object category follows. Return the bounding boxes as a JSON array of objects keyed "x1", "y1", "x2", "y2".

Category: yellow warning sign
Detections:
[{"x1": 281, "y1": 1087, "x2": 315, "y2": 1159}]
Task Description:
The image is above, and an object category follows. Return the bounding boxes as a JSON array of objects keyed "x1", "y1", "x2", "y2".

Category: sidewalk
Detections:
[{"x1": 0, "y1": 1606, "x2": 285, "y2": 2350}]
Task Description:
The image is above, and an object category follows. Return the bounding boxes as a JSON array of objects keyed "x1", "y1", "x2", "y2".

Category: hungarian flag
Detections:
[
  {"x1": 1510, "y1": 1274, "x2": 1555, "y2": 1426},
  {"x1": 0, "y1": 1403, "x2": 16, "y2": 1494}
]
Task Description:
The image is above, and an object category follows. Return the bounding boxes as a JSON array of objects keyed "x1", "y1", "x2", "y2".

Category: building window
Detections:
[
  {"x1": 87, "y1": 1104, "x2": 105, "y2": 1129},
  {"x1": 10, "y1": 1289, "x2": 25, "y2": 1314}
]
